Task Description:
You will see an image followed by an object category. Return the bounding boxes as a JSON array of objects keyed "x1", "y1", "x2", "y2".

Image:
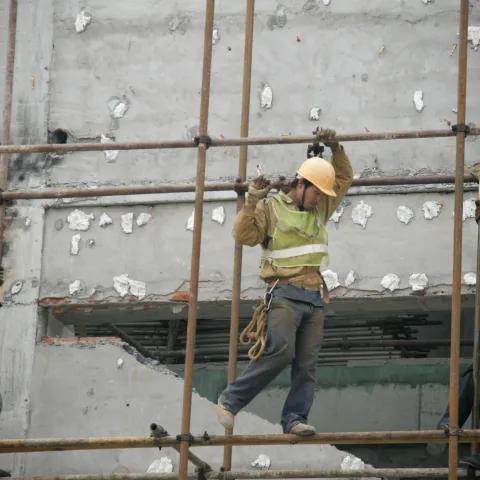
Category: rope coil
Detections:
[{"x1": 239, "y1": 302, "x2": 268, "y2": 361}]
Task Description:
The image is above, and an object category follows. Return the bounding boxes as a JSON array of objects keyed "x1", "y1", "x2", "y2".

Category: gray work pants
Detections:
[{"x1": 219, "y1": 296, "x2": 324, "y2": 433}]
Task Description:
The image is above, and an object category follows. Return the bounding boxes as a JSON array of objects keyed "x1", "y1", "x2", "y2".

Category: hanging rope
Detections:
[{"x1": 239, "y1": 301, "x2": 268, "y2": 361}]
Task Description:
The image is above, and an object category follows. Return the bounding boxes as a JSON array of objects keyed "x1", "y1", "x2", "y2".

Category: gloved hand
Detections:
[
  {"x1": 247, "y1": 175, "x2": 270, "y2": 205},
  {"x1": 476, "y1": 200, "x2": 480, "y2": 224},
  {"x1": 316, "y1": 128, "x2": 339, "y2": 150}
]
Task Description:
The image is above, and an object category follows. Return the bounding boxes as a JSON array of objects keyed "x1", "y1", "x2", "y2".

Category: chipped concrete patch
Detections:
[
  {"x1": 268, "y1": 5, "x2": 287, "y2": 29},
  {"x1": 113, "y1": 274, "x2": 130, "y2": 297},
  {"x1": 129, "y1": 279, "x2": 146, "y2": 300},
  {"x1": 67, "y1": 210, "x2": 94, "y2": 231},
  {"x1": 252, "y1": 454, "x2": 271, "y2": 469},
  {"x1": 464, "y1": 272, "x2": 477, "y2": 286},
  {"x1": 260, "y1": 84, "x2": 273, "y2": 110},
  {"x1": 212, "y1": 29, "x2": 220, "y2": 45},
  {"x1": 167, "y1": 15, "x2": 188, "y2": 34},
  {"x1": 467, "y1": 26, "x2": 480, "y2": 51},
  {"x1": 11, "y1": 280, "x2": 24, "y2": 295},
  {"x1": 322, "y1": 270, "x2": 340, "y2": 291},
  {"x1": 409, "y1": 273, "x2": 428, "y2": 291},
  {"x1": 147, "y1": 457, "x2": 173, "y2": 473},
  {"x1": 113, "y1": 274, "x2": 146, "y2": 299},
  {"x1": 397, "y1": 206, "x2": 414, "y2": 225},
  {"x1": 107, "y1": 96, "x2": 129, "y2": 120},
  {"x1": 121, "y1": 213, "x2": 134, "y2": 234},
  {"x1": 330, "y1": 206, "x2": 344, "y2": 223},
  {"x1": 71, "y1": 234, "x2": 81, "y2": 255},
  {"x1": 463, "y1": 198, "x2": 476, "y2": 221},
  {"x1": 171, "y1": 304, "x2": 185, "y2": 314},
  {"x1": 212, "y1": 206, "x2": 226, "y2": 225},
  {"x1": 25, "y1": 217, "x2": 32, "y2": 228},
  {"x1": 75, "y1": 11, "x2": 92, "y2": 33},
  {"x1": 302, "y1": 0, "x2": 319, "y2": 12},
  {"x1": 345, "y1": 270, "x2": 356, "y2": 287},
  {"x1": 100, "y1": 134, "x2": 119, "y2": 162},
  {"x1": 69, "y1": 280, "x2": 84, "y2": 296},
  {"x1": 117, "y1": 358, "x2": 124, "y2": 369},
  {"x1": 414, "y1": 91, "x2": 424, "y2": 112},
  {"x1": 381, "y1": 273, "x2": 400, "y2": 292},
  {"x1": 309, "y1": 108, "x2": 321, "y2": 121},
  {"x1": 137, "y1": 213, "x2": 152, "y2": 227},
  {"x1": 341, "y1": 454, "x2": 366, "y2": 470},
  {"x1": 323, "y1": 0, "x2": 331, "y2": 5},
  {"x1": 99, "y1": 213, "x2": 113, "y2": 227},
  {"x1": 352, "y1": 201, "x2": 373, "y2": 228},
  {"x1": 422, "y1": 0, "x2": 433, "y2": 3},
  {"x1": 187, "y1": 210, "x2": 195, "y2": 231},
  {"x1": 55, "y1": 219, "x2": 64, "y2": 231},
  {"x1": 423, "y1": 201, "x2": 442, "y2": 220}
]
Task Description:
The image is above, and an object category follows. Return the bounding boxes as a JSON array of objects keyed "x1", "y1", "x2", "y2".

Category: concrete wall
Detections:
[
  {"x1": 1, "y1": 0, "x2": 480, "y2": 475},
  {"x1": 27, "y1": 340, "x2": 359, "y2": 476}
]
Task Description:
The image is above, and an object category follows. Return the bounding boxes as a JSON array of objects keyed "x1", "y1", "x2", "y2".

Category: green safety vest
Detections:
[{"x1": 261, "y1": 194, "x2": 329, "y2": 268}]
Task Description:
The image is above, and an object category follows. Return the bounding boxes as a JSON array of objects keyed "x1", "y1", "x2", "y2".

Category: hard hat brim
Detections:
[{"x1": 317, "y1": 186, "x2": 337, "y2": 197}]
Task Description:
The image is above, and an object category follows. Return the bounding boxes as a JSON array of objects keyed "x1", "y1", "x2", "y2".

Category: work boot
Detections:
[
  {"x1": 289, "y1": 423, "x2": 316, "y2": 436},
  {"x1": 216, "y1": 401, "x2": 234, "y2": 430},
  {"x1": 459, "y1": 453, "x2": 480, "y2": 469}
]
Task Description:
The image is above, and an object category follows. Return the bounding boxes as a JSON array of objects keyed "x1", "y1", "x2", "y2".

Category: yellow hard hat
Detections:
[{"x1": 296, "y1": 157, "x2": 336, "y2": 197}]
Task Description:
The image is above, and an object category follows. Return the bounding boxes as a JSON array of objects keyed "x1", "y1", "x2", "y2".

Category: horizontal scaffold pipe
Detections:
[
  {"x1": 0, "y1": 128, "x2": 479, "y2": 154},
  {"x1": 2, "y1": 175, "x2": 477, "y2": 201},
  {"x1": 1, "y1": 430, "x2": 480, "y2": 453}
]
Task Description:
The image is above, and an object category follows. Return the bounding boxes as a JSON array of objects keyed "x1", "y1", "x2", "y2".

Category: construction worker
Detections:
[{"x1": 216, "y1": 128, "x2": 353, "y2": 436}]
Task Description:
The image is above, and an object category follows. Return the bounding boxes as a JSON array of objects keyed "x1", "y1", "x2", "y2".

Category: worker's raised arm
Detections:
[
  {"x1": 325, "y1": 143, "x2": 353, "y2": 218},
  {"x1": 232, "y1": 176, "x2": 270, "y2": 247}
]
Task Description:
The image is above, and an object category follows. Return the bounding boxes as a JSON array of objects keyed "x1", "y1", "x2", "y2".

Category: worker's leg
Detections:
[
  {"x1": 438, "y1": 364, "x2": 474, "y2": 429},
  {"x1": 218, "y1": 296, "x2": 303, "y2": 417},
  {"x1": 281, "y1": 304, "x2": 324, "y2": 434}
]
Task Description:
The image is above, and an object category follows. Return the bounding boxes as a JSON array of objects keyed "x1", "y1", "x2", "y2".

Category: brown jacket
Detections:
[{"x1": 232, "y1": 146, "x2": 353, "y2": 291}]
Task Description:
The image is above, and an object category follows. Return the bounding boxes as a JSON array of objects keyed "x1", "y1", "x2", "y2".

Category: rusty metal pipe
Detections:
[
  {"x1": 223, "y1": 0, "x2": 256, "y2": 470},
  {"x1": 2, "y1": 175, "x2": 478, "y2": 201},
  {"x1": 1, "y1": 129, "x2": 480, "y2": 155},
  {"x1": 217, "y1": 469, "x2": 469, "y2": 479},
  {"x1": 0, "y1": 0, "x2": 19, "y2": 303},
  {"x1": 178, "y1": 0, "x2": 215, "y2": 479},
  {"x1": 3, "y1": 431, "x2": 480, "y2": 453},
  {"x1": 449, "y1": 2, "x2": 470, "y2": 480},
  {"x1": 6, "y1": 469, "x2": 471, "y2": 480},
  {"x1": 107, "y1": 324, "x2": 153, "y2": 359}
]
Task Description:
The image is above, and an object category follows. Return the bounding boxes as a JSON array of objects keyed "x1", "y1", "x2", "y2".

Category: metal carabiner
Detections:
[{"x1": 264, "y1": 279, "x2": 279, "y2": 312}]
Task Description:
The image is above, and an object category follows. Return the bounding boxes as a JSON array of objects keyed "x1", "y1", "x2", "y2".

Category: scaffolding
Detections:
[{"x1": 0, "y1": 0, "x2": 479, "y2": 479}]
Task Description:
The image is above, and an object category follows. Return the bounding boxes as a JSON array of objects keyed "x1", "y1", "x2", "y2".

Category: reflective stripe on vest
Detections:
[
  {"x1": 262, "y1": 244, "x2": 328, "y2": 260},
  {"x1": 261, "y1": 194, "x2": 329, "y2": 268}
]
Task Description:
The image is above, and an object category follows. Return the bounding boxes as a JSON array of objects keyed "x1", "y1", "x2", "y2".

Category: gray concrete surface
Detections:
[
  {"x1": 1, "y1": 0, "x2": 480, "y2": 476},
  {"x1": 27, "y1": 340, "x2": 363, "y2": 476}
]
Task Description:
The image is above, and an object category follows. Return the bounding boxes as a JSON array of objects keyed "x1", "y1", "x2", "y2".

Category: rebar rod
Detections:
[
  {"x1": 1, "y1": 128, "x2": 480, "y2": 155},
  {"x1": 2, "y1": 174, "x2": 478, "y2": 202},
  {"x1": 449, "y1": 2, "x2": 470, "y2": 479},
  {"x1": 178, "y1": 0, "x2": 215, "y2": 479},
  {"x1": 0, "y1": 0, "x2": 19, "y2": 303},
  {"x1": 107, "y1": 324, "x2": 153, "y2": 359},
  {"x1": 3, "y1": 430, "x2": 480, "y2": 453},
  {"x1": 4, "y1": 469, "x2": 472, "y2": 480},
  {"x1": 223, "y1": 0, "x2": 256, "y2": 471}
]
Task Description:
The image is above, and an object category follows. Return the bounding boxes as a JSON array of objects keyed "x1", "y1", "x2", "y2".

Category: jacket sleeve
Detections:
[
  {"x1": 325, "y1": 145, "x2": 354, "y2": 219},
  {"x1": 232, "y1": 200, "x2": 269, "y2": 247}
]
